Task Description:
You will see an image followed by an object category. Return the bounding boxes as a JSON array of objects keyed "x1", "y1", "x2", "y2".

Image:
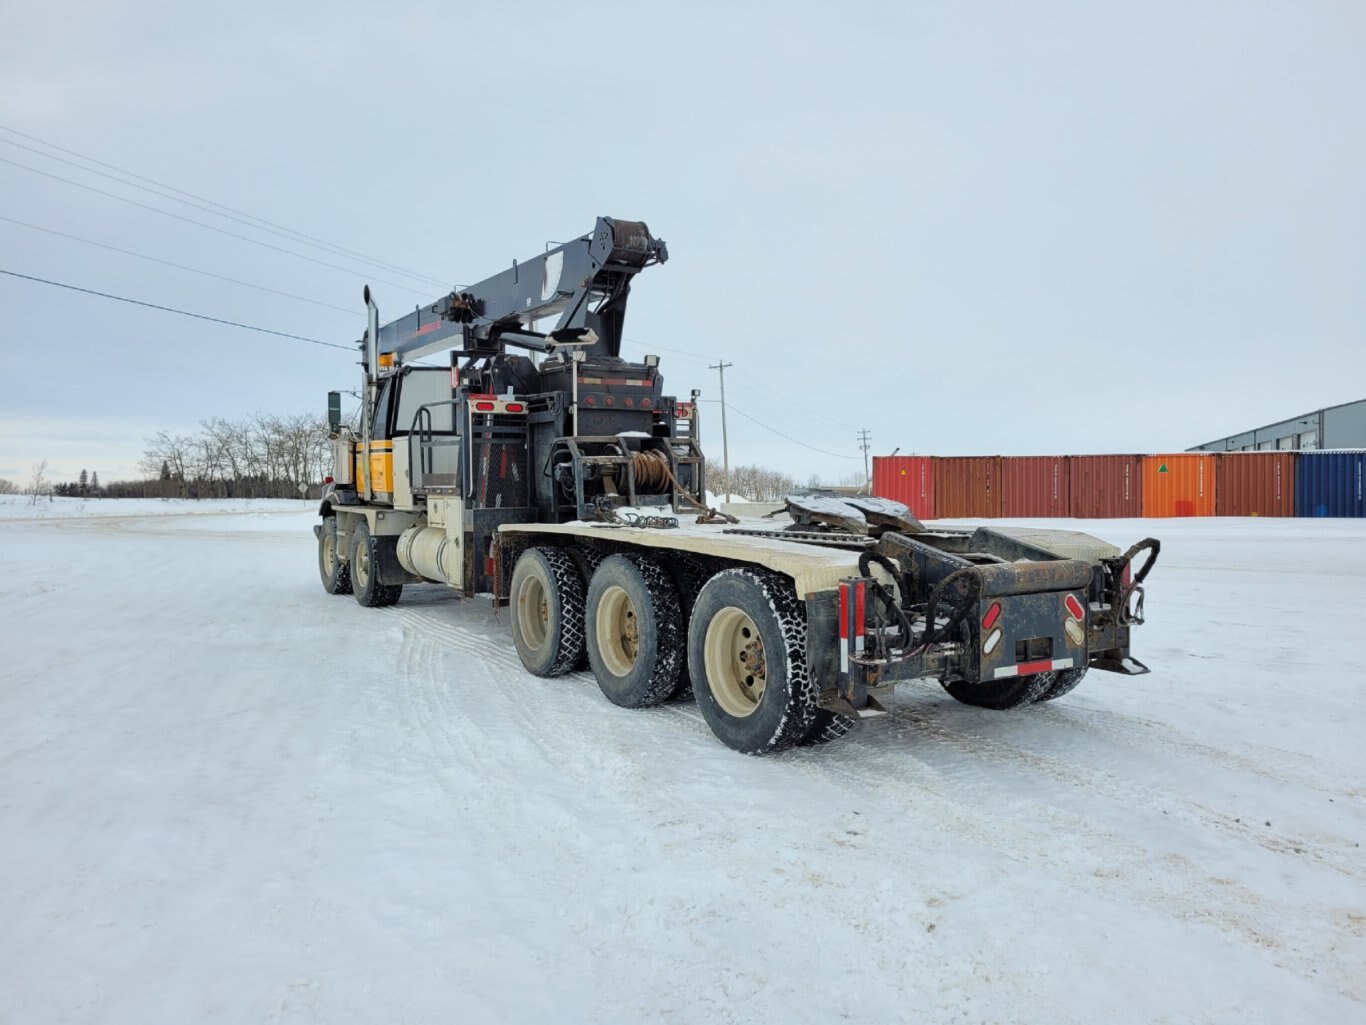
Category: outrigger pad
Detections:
[
  {"x1": 782, "y1": 494, "x2": 868, "y2": 535},
  {"x1": 781, "y1": 494, "x2": 925, "y2": 537},
  {"x1": 840, "y1": 496, "x2": 925, "y2": 535}
]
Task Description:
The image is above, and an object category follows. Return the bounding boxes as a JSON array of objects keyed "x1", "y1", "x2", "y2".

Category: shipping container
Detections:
[
  {"x1": 933, "y1": 456, "x2": 1003, "y2": 519},
  {"x1": 1216, "y1": 452, "x2": 1295, "y2": 517},
  {"x1": 1069, "y1": 455, "x2": 1143, "y2": 518},
  {"x1": 1002, "y1": 456, "x2": 1070, "y2": 517},
  {"x1": 1295, "y1": 450, "x2": 1366, "y2": 517},
  {"x1": 1141, "y1": 454, "x2": 1217, "y2": 517},
  {"x1": 871, "y1": 456, "x2": 935, "y2": 520}
]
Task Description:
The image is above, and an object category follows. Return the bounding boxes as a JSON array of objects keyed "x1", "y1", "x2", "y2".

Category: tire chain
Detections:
[
  {"x1": 720, "y1": 568, "x2": 818, "y2": 753},
  {"x1": 618, "y1": 553, "x2": 686, "y2": 707},
  {"x1": 540, "y1": 547, "x2": 587, "y2": 676}
]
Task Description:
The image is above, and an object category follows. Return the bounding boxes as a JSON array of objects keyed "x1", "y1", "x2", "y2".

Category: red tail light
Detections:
[
  {"x1": 323, "y1": 475, "x2": 334, "y2": 485},
  {"x1": 505, "y1": 403, "x2": 525, "y2": 413},
  {"x1": 1064, "y1": 594, "x2": 1085, "y2": 621},
  {"x1": 475, "y1": 401, "x2": 495, "y2": 411},
  {"x1": 982, "y1": 601, "x2": 1001, "y2": 631}
]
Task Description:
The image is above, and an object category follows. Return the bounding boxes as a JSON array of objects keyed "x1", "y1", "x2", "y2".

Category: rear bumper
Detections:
[{"x1": 810, "y1": 584, "x2": 1145, "y2": 713}]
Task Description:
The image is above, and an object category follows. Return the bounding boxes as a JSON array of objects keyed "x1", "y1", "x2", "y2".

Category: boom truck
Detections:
[{"x1": 315, "y1": 216, "x2": 1159, "y2": 754}]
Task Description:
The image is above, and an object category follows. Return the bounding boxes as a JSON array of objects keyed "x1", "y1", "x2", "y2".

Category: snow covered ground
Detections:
[{"x1": 2, "y1": 497, "x2": 1364, "y2": 1024}]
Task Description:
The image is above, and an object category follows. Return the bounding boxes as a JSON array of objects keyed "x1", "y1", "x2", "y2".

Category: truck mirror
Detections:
[{"x1": 327, "y1": 391, "x2": 342, "y2": 431}]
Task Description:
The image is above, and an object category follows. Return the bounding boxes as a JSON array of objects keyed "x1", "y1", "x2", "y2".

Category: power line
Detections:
[
  {"x1": 0, "y1": 214, "x2": 356, "y2": 315},
  {"x1": 0, "y1": 156, "x2": 435, "y2": 299},
  {"x1": 0, "y1": 268, "x2": 354, "y2": 350},
  {"x1": 732, "y1": 366, "x2": 861, "y2": 431},
  {"x1": 621, "y1": 340, "x2": 870, "y2": 433},
  {"x1": 0, "y1": 124, "x2": 448, "y2": 288},
  {"x1": 620, "y1": 336, "x2": 712, "y2": 366},
  {"x1": 721, "y1": 402, "x2": 859, "y2": 460}
]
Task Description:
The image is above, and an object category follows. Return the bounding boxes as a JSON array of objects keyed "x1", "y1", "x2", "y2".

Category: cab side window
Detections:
[{"x1": 372, "y1": 380, "x2": 394, "y2": 441}]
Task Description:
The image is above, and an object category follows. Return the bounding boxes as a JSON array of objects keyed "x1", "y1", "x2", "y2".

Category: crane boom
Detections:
[{"x1": 372, "y1": 217, "x2": 667, "y2": 366}]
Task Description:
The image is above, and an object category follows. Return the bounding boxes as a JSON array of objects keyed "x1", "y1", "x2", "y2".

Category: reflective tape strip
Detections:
[
  {"x1": 853, "y1": 580, "x2": 866, "y2": 655},
  {"x1": 838, "y1": 583, "x2": 850, "y2": 675},
  {"x1": 992, "y1": 657, "x2": 1076, "y2": 679}
]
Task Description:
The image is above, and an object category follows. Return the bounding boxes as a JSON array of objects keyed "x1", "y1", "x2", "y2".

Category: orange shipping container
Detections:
[
  {"x1": 1070, "y1": 455, "x2": 1143, "y2": 518},
  {"x1": 934, "y1": 456, "x2": 1003, "y2": 519},
  {"x1": 871, "y1": 456, "x2": 935, "y2": 521},
  {"x1": 1002, "y1": 456, "x2": 1070, "y2": 517},
  {"x1": 1141, "y1": 454, "x2": 1217, "y2": 517},
  {"x1": 1217, "y1": 452, "x2": 1294, "y2": 517}
]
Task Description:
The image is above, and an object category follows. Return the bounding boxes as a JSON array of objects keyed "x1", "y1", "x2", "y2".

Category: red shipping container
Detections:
[
  {"x1": 934, "y1": 456, "x2": 1003, "y2": 519},
  {"x1": 1217, "y1": 452, "x2": 1294, "y2": 517},
  {"x1": 1002, "y1": 456, "x2": 1070, "y2": 517},
  {"x1": 871, "y1": 456, "x2": 935, "y2": 521},
  {"x1": 1142, "y1": 454, "x2": 1217, "y2": 517},
  {"x1": 1069, "y1": 455, "x2": 1143, "y2": 518}
]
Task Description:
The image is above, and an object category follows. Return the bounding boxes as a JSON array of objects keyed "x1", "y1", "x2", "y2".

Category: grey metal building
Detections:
[{"x1": 1188, "y1": 398, "x2": 1366, "y2": 453}]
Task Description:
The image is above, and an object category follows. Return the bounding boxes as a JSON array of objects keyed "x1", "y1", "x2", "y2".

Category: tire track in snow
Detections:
[
  {"x1": 1034, "y1": 702, "x2": 1360, "y2": 800},
  {"x1": 379, "y1": 591, "x2": 1364, "y2": 1001},
  {"x1": 864, "y1": 700, "x2": 1366, "y2": 884},
  {"x1": 789, "y1": 731, "x2": 1364, "y2": 1000},
  {"x1": 33, "y1": 512, "x2": 305, "y2": 544},
  {"x1": 396, "y1": 593, "x2": 1363, "y2": 887}
]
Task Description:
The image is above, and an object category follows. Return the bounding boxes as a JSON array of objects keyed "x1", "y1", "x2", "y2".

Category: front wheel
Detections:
[
  {"x1": 350, "y1": 519, "x2": 403, "y2": 608},
  {"x1": 941, "y1": 672, "x2": 1055, "y2": 709},
  {"x1": 318, "y1": 517, "x2": 351, "y2": 595},
  {"x1": 688, "y1": 569, "x2": 816, "y2": 754}
]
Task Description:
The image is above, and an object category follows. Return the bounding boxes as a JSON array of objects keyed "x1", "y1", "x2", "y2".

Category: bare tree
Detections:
[
  {"x1": 0, "y1": 478, "x2": 16, "y2": 495},
  {"x1": 26, "y1": 459, "x2": 50, "y2": 505},
  {"x1": 141, "y1": 431, "x2": 192, "y2": 493},
  {"x1": 137, "y1": 412, "x2": 333, "y2": 499}
]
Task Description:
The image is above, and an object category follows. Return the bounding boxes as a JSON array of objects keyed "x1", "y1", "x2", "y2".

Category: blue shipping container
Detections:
[{"x1": 1295, "y1": 451, "x2": 1366, "y2": 517}]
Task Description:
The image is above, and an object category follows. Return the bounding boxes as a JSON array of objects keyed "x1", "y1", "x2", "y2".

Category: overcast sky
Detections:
[{"x1": 1, "y1": 0, "x2": 1362, "y2": 485}]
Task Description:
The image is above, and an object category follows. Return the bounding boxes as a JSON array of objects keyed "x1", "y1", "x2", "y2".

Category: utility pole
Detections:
[
  {"x1": 709, "y1": 360, "x2": 733, "y2": 502},
  {"x1": 858, "y1": 428, "x2": 872, "y2": 492}
]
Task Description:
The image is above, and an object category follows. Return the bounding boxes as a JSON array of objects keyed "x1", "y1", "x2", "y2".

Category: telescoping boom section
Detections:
[
  {"x1": 374, "y1": 217, "x2": 667, "y2": 366},
  {"x1": 314, "y1": 216, "x2": 1159, "y2": 755}
]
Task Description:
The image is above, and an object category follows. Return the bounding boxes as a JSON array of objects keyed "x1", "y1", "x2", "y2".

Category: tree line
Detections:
[
  {"x1": 5, "y1": 414, "x2": 864, "y2": 503},
  {"x1": 138, "y1": 413, "x2": 331, "y2": 498},
  {"x1": 10, "y1": 413, "x2": 332, "y2": 501},
  {"x1": 708, "y1": 463, "x2": 869, "y2": 502}
]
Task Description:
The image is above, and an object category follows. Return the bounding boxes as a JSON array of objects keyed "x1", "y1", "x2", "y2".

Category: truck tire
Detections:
[
  {"x1": 350, "y1": 519, "x2": 403, "y2": 608},
  {"x1": 585, "y1": 554, "x2": 684, "y2": 708},
  {"x1": 510, "y1": 547, "x2": 586, "y2": 677},
  {"x1": 318, "y1": 516, "x2": 352, "y2": 595},
  {"x1": 688, "y1": 569, "x2": 817, "y2": 754},
  {"x1": 1035, "y1": 666, "x2": 1088, "y2": 702},
  {"x1": 565, "y1": 547, "x2": 605, "y2": 671},
  {"x1": 662, "y1": 554, "x2": 710, "y2": 702},
  {"x1": 801, "y1": 709, "x2": 859, "y2": 747},
  {"x1": 941, "y1": 672, "x2": 1055, "y2": 710}
]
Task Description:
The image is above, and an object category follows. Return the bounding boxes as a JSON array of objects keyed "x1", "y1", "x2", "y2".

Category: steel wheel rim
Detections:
[
  {"x1": 595, "y1": 585, "x2": 638, "y2": 677},
  {"x1": 704, "y1": 607, "x2": 766, "y2": 718},
  {"x1": 354, "y1": 540, "x2": 370, "y2": 589},
  {"x1": 322, "y1": 531, "x2": 336, "y2": 575},
  {"x1": 517, "y1": 571, "x2": 549, "y2": 650}
]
